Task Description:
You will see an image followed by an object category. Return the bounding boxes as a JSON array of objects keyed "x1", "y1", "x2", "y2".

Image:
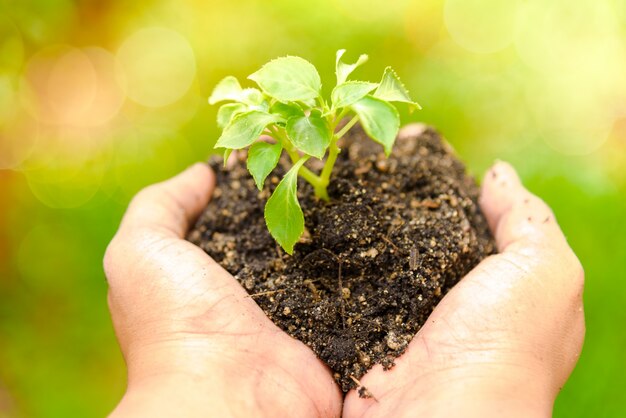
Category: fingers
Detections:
[
  {"x1": 341, "y1": 162, "x2": 585, "y2": 415},
  {"x1": 479, "y1": 161, "x2": 522, "y2": 233},
  {"x1": 119, "y1": 163, "x2": 215, "y2": 238},
  {"x1": 479, "y1": 161, "x2": 568, "y2": 254}
]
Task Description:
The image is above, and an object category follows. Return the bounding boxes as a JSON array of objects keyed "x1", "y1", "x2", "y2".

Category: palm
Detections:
[
  {"x1": 148, "y1": 237, "x2": 342, "y2": 415},
  {"x1": 107, "y1": 160, "x2": 583, "y2": 418},
  {"x1": 342, "y1": 161, "x2": 584, "y2": 418}
]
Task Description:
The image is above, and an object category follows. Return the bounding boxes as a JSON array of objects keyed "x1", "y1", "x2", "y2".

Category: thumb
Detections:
[
  {"x1": 345, "y1": 161, "x2": 584, "y2": 416},
  {"x1": 479, "y1": 161, "x2": 570, "y2": 256},
  {"x1": 421, "y1": 161, "x2": 585, "y2": 387},
  {"x1": 103, "y1": 162, "x2": 218, "y2": 294}
]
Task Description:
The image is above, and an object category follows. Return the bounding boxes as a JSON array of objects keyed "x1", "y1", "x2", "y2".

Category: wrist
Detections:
[
  {"x1": 380, "y1": 364, "x2": 554, "y2": 418},
  {"x1": 110, "y1": 373, "x2": 218, "y2": 418},
  {"x1": 111, "y1": 340, "x2": 242, "y2": 417},
  {"x1": 111, "y1": 336, "x2": 339, "y2": 418},
  {"x1": 417, "y1": 369, "x2": 553, "y2": 418},
  {"x1": 352, "y1": 359, "x2": 556, "y2": 418}
]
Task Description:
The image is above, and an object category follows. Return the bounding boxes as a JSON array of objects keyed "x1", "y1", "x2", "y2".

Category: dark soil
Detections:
[{"x1": 188, "y1": 125, "x2": 495, "y2": 393}]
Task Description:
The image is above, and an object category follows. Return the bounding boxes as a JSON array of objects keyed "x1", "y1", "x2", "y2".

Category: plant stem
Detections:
[
  {"x1": 335, "y1": 115, "x2": 359, "y2": 140},
  {"x1": 271, "y1": 126, "x2": 326, "y2": 195},
  {"x1": 315, "y1": 137, "x2": 339, "y2": 199},
  {"x1": 335, "y1": 107, "x2": 349, "y2": 124},
  {"x1": 269, "y1": 115, "x2": 360, "y2": 202},
  {"x1": 312, "y1": 115, "x2": 359, "y2": 200}
]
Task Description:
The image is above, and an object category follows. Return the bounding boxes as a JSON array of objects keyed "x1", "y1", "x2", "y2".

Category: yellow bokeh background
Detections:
[{"x1": 1, "y1": 0, "x2": 625, "y2": 415}]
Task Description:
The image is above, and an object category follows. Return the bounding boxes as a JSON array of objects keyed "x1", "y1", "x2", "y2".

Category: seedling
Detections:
[{"x1": 209, "y1": 50, "x2": 419, "y2": 254}]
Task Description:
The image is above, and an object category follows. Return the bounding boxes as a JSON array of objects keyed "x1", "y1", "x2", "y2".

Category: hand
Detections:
[
  {"x1": 343, "y1": 160, "x2": 585, "y2": 418},
  {"x1": 104, "y1": 163, "x2": 342, "y2": 417},
  {"x1": 105, "y1": 148, "x2": 584, "y2": 417}
]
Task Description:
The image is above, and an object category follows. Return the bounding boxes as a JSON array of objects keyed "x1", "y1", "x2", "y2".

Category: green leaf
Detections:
[
  {"x1": 249, "y1": 56, "x2": 321, "y2": 102},
  {"x1": 298, "y1": 98, "x2": 317, "y2": 109},
  {"x1": 270, "y1": 102, "x2": 304, "y2": 122},
  {"x1": 373, "y1": 67, "x2": 421, "y2": 111},
  {"x1": 351, "y1": 96, "x2": 400, "y2": 156},
  {"x1": 335, "y1": 49, "x2": 369, "y2": 85},
  {"x1": 208, "y1": 76, "x2": 243, "y2": 105},
  {"x1": 331, "y1": 81, "x2": 378, "y2": 109},
  {"x1": 208, "y1": 76, "x2": 268, "y2": 109},
  {"x1": 215, "y1": 111, "x2": 279, "y2": 149},
  {"x1": 222, "y1": 148, "x2": 233, "y2": 167},
  {"x1": 217, "y1": 103, "x2": 246, "y2": 129},
  {"x1": 286, "y1": 112, "x2": 332, "y2": 159},
  {"x1": 247, "y1": 141, "x2": 283, "y2": 190},
  {"x1": 240, "y1": 88, "x2": 268, "y2": 109},
  {"x1": 264, "y1": 158, "x2": 308, "y2": 254}
]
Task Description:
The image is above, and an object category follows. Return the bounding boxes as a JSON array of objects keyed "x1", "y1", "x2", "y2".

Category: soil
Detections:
[{"x1": 188, "y1": 125, "x2": 496, "y2": 393}]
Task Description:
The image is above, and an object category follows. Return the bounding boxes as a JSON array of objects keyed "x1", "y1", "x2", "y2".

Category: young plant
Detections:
[{"x1": 209, "y1": 50, "x2": 420, "y2": 254}]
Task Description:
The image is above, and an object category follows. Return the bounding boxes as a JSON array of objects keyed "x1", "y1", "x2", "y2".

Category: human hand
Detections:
[
  {"x1": 343, "y1": 158, "x2": 585, "y2": 418},
  {"x1": 105, "y1": 137, "x2": 584, "y2": 418},
  {"x1": 104, "y1": 163, "x2": 342, "y2": 417}
]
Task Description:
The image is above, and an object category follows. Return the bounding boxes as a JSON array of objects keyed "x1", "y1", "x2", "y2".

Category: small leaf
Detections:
[
  {"x1": 208, "y1": 76, "x2": 243, "y2": 105},
  {"x1": 240, "y1": 88, "x2": 268, "y2": 109},
  {"x1": 351, "y1": 96, "x2": 400, "y2": 156},
  {"x1": 217, "y1": 103, "x2": 246, "y2": 129},
  {"x1": 286, "y1": 113, "x2": 333, "y2": 159},
  {"x1": 249, "y1": 56, "x2": 322, "y2": 102},
  {"x1": 208, "y1": 76, "x2": 268, "y2": 109},
  {"x1": 373, "y1": 67, "x2": 421, "y2": 111},
  {"x1": 265, "y1": 158, "x2": 308, "y2": 254},
  {"x1": 331, "y1": 81, "x2": 378, "y2": 109},
  {"x1": 270, "y1": 102, "x2": 305, "y2": 122},
  {"x1": 222, "y1": 148, "x2": 233, "y2": 167},
  {"x1": 298, "y1": 98, "x2": 317, "y2": 109},
  {"x1": 247, "y1": 141, "x2": 282, "y2": 190},
  {"x1": 336, "y1": 49, "x2": 369, "y2": 85},
  {"x1": 215, "y1": 111, "x2": 279, "y2": 149}
]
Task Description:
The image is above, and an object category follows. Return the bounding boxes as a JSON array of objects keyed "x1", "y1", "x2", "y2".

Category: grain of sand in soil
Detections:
[{"x1": 188, "y1": 125, "x2": 495, "y2": 393}]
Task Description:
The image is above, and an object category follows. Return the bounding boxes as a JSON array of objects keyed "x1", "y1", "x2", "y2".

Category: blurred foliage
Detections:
[{"x1": 1, "y1": 0, "x2": 625, "y2": 416}]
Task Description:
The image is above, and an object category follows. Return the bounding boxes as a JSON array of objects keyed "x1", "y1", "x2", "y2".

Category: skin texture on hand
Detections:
[
  {"x1": 104, "y1": 163, "x2": 342, "y2": 418},
  {"x1": 104, "y1": 126, "x2": 584, "y2": 417},
  {"x1": 342, "y1": 156, "x2": 585, "y2": 418}
]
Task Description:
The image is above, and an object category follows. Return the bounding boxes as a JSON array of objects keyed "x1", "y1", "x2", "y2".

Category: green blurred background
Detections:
[{"x1": 1, "y1": 0, "x2": 625, "y2": 416}]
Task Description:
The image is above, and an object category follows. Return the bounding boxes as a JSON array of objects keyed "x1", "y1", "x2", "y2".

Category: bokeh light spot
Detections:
[
  {"x1": 404, "y1": 0, "x2": 445, "y2": 52},
  {"x1": 20, "y1": 45, "x2": 126, "y2": 128},
  {"x1": 47, "y1": 48, "x2": 98, "y2": 125},
  {"x1": 527, "y1": 77, "x2": 616, "y2": 156},
  {"x1": 116, "y1": 27, "x2": 196, "y2": 108},
  {"x1": 444, "y1": 0, "x2": 521, "y2": 53},
  {"x1": 515, "y1": 0, "x2": 619, "y2": 72},
  {"x1": 18, "y1": 123, "x2": 110, "y2": 208},
  {"x1": 81, "y1": 47, "x2": 126, "y2": 127},
  {"x1": 515, "y1": 0, "x2": 626, "y2": 156},
  {"x1": 21, "y1": 45, "x2": 86, "y2": 125}
]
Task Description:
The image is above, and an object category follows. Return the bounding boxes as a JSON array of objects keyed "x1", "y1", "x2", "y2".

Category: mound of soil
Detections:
[{"x1": 188, "y1": 126, "x2": 495, "y2": 392}]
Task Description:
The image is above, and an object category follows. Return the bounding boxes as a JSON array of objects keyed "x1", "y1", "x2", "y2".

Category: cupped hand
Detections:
[
  {"x1": 105, "y1": 130, "x2": 585, "y2": 418},
  {"x1": 104, "y1": 163, "x2": 342, "y2": 418},
  {"x1": 343, "y1": 143, "x2": 585, "y2": 417}
]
